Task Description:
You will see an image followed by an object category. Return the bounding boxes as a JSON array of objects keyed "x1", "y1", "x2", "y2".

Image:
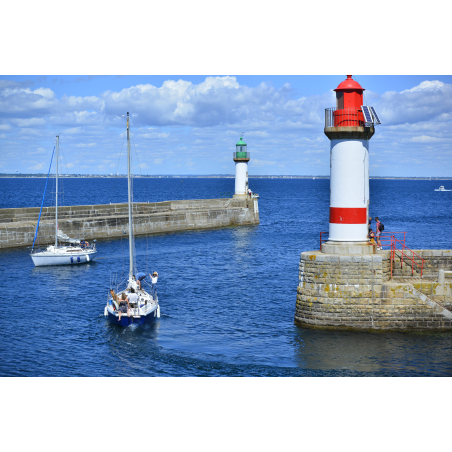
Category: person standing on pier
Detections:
[{"x1": 375, "y1": 216, "x2": 382, "y2": 250}]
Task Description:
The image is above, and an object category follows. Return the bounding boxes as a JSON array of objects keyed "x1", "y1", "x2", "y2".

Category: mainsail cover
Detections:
[{"x1": 57, "y1": 229, "x2": 81, "y2": 244}]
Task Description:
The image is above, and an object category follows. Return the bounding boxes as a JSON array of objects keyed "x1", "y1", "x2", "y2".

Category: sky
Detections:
[{"x1": 1, "y1": 74, "x2": 452, "y2": 177}]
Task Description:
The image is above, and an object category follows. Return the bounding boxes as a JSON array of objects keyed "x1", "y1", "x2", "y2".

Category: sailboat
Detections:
[
  {"x1": 104, "y1": 113, "x2": 160, "y2": 326},
  {"x1": 30, "y1": 135, "x2": 97, "y2": 266}
]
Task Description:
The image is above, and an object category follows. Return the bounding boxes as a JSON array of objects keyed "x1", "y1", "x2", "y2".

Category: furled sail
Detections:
[{"x1": 57, "y1": 229, "x2": 81, "y2": 244}]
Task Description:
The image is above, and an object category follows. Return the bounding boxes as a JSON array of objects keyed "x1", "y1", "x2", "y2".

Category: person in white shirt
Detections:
[
  {"x1": 150, "y1": 271, "x2": 158, "y2": 297},
  {"x1": 127, "y1": 287, "x2": 138, "y2": 308}
]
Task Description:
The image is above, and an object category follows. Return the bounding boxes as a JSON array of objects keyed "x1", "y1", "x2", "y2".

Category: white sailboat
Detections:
[
  {"x1": 104, "y1": 113, "x2": 160, "y2": 326},
  {"x1": 30, "y1": 135, "x2": 97, "y2": 266}
]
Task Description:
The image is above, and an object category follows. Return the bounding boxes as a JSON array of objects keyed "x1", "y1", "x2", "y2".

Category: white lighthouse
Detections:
[
  {"x1": 233, "y1": 135, "x2": 249, "y2": 198},
  {"x1": 323, "y1": 75, "x2": 381, "y2": 253}
]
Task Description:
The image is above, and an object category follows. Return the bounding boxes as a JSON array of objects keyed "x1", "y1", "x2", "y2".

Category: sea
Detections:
[{"x1": 1, "y1": 177, "x2": 452, "y2": 377}]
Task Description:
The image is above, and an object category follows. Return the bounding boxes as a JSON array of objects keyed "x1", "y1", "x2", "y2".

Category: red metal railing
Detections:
[
  {"x1": 319, "y1": 230, "x2": 425, "y2": 278},
  {"x1": 320, "y1": 231, "x2": 328, "y2": 250},
  {"x1": 320, "y1": 231, "x2": 406, "y2": 251},
  {"x1": 325, "y1": 107, "x2": 365, "y2": 127},
  {"x1": 390, "y1": 236, "x2": 425, "y2": 278},
  {"x1": 375, "y1": 231, "x2": 406, "y2": 249}
]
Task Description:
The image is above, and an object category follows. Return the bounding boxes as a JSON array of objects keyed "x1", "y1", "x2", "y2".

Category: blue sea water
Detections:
[{"x1": 0, "y1": 177, "x2": 452, "y2": 376}]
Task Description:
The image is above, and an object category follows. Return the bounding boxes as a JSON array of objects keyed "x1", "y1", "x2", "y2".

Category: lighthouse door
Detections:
[{"x1": 336, "y1": 92, "x2": 344, "y2": 109}]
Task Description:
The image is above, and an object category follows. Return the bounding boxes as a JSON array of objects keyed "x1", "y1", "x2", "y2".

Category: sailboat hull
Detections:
[
  {"x1": 106, "y1": 306, "x2": 159, "y2": 327},
  {"x1": 31, "y1": 249, "x2": 97, "y2": 266}
]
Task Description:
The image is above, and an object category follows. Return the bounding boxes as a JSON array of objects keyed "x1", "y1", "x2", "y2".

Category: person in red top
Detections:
[{"x1": 375, "y1": 216, "x2": 382, "y2": 250}]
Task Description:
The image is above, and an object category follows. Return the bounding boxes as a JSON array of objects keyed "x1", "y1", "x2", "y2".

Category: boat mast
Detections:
[
  {"x1": 55, "y1": 135, "x2": 59, "y2": 247},
  {"x1": 127, "y1": 113, "x2": 134, "y2": 279}
]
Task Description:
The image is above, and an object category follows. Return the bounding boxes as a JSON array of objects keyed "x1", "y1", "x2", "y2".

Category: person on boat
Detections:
[
  {"x1": 117, "y1": 293, "x2": 130, "y2": 321},
  {"x1": 134, "y1": 272, "x2": 147, "y2": 290},
  {"x1": 127, "y1": 287, "x2": 138, "y2": 307},
  {"x1": 149, "y1": 271, "x2": 158, "y2": 297}
]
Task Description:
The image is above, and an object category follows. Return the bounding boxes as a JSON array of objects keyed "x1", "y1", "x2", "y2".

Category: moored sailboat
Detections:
[
  {"x1": 30, "y1": 135, "x2": 97, "y2": 266},
  {"x1": 104, "y1": 113, "x2": 160, "y2": 327}
]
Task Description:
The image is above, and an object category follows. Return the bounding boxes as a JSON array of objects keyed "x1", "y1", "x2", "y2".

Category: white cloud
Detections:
[
  {"x1": 401, "y1": 81, "x2": 446, "y2": 93},
  {"x1": 11, "y1": 118, "x2": 46, "y2": 127},
  {"x1": 375, "y1": 80, "x2": 452, "y2": 126},
  {"x1": 76, "y1": 143, "x2": 96, "y2": 147},
  {"x1": 409, "y1": 135, "x2": 445, "y2": 143},
  {"x1": 28, "y1": 162, "x2": 44, "y2": 171},
  {"x1": 253, "y1": 159, "x2": 278, "y2": 166}
]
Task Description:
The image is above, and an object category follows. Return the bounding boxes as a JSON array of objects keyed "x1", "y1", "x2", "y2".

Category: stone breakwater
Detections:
[
  {"x1": 295, "y1": 250, "x2": 452, "y2": 331},
  {"x1": 0, "y1": 197, "x2": 259, "y2": 249}
]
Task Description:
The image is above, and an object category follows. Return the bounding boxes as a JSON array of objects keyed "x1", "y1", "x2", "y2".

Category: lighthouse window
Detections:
[{"x1": 336, "y1": 92, "x2": 344, "y2": 109}]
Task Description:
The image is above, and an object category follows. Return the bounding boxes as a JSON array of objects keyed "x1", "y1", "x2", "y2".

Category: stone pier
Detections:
[
  {"x1": 295, "y1": 249, "x2": 452, "y2": 332},
  {"x1": 0, "y1": 197, "x2": 259, "y2": 249}
]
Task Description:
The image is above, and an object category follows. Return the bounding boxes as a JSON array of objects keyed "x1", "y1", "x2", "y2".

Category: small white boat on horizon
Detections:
[{"x1": 434, "y1": 185, "x2": 451, "y2": 192}]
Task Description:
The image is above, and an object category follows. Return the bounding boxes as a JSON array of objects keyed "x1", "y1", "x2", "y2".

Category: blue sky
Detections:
[{"x1": 1, "y1": 74, "x2": 452, "y2": 177}]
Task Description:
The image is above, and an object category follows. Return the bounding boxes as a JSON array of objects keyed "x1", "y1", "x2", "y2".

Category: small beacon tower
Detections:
[
  {"x1": 233, "y1": 135, "x2": 250, "y2": 198},
  {"x1": 322, "y1": 75, "x2": 376, "y2": 254}
]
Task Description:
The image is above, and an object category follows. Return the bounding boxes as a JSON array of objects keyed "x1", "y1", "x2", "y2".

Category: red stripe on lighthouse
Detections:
[{"x1": 329, "y1": 207, "x2": 366, "y2": 224}]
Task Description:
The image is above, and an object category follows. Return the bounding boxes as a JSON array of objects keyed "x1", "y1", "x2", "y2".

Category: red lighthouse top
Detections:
[
  {"x1": 334, "y1": 75, "x2": 364, "y2": 111},
  {"x1": 334, "y1": 75, "x2": 364, "y2": 92}
]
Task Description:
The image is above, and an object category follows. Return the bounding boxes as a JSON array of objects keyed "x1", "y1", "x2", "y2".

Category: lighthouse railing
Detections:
[{"x1": 325, "y1": 107, "x2": 365, "y2": 128}]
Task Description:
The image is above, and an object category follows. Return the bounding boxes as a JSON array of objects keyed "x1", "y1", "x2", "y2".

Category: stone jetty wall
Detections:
[
  {"x1": 0, "y1": 197, "x2": 259, "y2": 249},
  {"x1": 295, "y1": 250, "x2": 452, "y2": 331}
]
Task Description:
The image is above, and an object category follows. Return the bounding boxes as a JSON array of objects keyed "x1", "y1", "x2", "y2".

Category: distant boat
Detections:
[
  {"x1": 434, "y1": 186, "x2": 451, "y2": 192},
  {"x1": 30, "y1": 135, "x2": 97, "y2": 266}
]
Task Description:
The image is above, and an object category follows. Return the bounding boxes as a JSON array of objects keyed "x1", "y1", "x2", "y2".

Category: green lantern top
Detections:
[{"x1": 235, "y1": 135, "x2": 248, "y2": 158}]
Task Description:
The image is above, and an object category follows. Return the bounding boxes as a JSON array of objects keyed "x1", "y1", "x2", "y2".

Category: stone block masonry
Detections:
[
  {"x1": 295, "y1": 250, "x2": 452, "y2": 332},
  {"x1": 0, "y1": 197, "x2": 259, "y2": 249}
]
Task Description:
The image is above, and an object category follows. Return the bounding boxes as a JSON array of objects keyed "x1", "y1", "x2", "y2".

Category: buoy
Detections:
[
  {"x1": 157, "y1": 305, "x2": 160, "y2": 318},
  {"x1": 87, "y1": 255, "x2": 90, "y2": 262},
  {"x1": 104, "y1": 306, "x2": 108, "y2": 316}
]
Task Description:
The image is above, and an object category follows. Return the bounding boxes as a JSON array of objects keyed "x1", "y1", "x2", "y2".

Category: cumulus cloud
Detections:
[
  {"x1": 375, "y1": 80, "x2": 452, "y2": 126},
  {"x1": 409, "y1": 135, "x2": 445, "y2": 143},
  {"x1": 101, "y1": 76, "x2": 331, "y2": 129}
]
